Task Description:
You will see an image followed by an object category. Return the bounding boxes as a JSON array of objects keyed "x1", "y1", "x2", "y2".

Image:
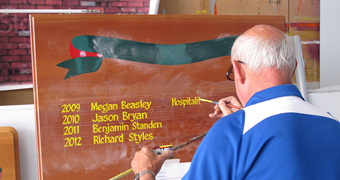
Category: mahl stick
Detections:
[{"x1": 109, "y1": 131, "x2": 207, "y2": 180}]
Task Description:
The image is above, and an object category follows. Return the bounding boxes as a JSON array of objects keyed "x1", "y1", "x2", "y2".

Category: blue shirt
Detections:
[{"x1": 183, "y1": 84, "x2": 340, "y2": 180}]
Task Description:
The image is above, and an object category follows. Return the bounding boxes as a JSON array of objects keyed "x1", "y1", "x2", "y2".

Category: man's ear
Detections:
[
  {"x1": 233, "y1": 60, "x2": 246, "y2": 84},
  {"x1": 292, "y1": 59, "x2": 298, "y2": 77}
]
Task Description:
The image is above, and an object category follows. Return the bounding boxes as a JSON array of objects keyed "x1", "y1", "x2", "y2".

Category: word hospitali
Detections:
[{"x1": 171, "y1": 97, "x2": 201, "y2": 108}]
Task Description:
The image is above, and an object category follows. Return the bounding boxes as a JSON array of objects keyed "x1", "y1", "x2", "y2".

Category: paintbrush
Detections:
[
  {"x1": 109, "y1": 131, "x2": 207, "y2": 180},
  {"x1": 200, "y1": 98, "x2": 242, "y2": 109}
]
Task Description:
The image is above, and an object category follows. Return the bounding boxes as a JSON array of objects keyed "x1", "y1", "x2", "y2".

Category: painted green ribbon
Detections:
[{"x1": 57, "y1": 35, "x2": 238, "y2": 79}]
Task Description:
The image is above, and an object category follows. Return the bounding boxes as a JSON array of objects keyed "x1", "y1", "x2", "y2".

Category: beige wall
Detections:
[{"x1": 0, "y1": 88, "x2": 33, "y2": 105}]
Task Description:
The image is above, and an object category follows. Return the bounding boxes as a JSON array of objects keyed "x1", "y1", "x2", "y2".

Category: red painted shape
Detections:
[{"x1": 69, "y1": 41, "x2": 103, "y2": 59}]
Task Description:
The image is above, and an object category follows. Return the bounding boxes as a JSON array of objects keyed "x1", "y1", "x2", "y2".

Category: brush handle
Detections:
[
  {"x1": 201, "y1": 98, "x2": 242, "y2": 109},
  {"x1": 109, "y1": 168, "x2": 133, "y2": 180},
  {"x1": 109, "y1": 131, "x2": 207, "y2": 180}
]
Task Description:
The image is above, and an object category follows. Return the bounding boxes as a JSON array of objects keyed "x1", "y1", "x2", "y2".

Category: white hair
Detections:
[{"x1": 231, "y1": 31, "x2": 296, "y2": 75}]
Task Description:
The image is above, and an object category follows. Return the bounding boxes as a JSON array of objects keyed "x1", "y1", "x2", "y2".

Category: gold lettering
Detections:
[
  {"x1": 132, "y1": 121, "x2": 162, "y2": 130},
  {"x1": 121, "y1": 100, "x2": 152, "y2": 110},
  {"x1": 171, "y1": 97, "x2": 201, "y2": 108},
  {"x1": 92, "y1": 113, "x2": 119, "y2": 122},
  {"x1": 93, "y1": 134, "x2": 124, "y2": 144},
  {"x1": 128, "y1": 132, "x2": 153, "y2": 144},
  {"x1": 91, "y1": 102, "x2": 118, "y2": 113},
  {"x1": 122, "y1": 111, "x2": 147, "y2": 122},
  {"x1": 93, "y1": 123, "x2": 129, "y2": 134}
]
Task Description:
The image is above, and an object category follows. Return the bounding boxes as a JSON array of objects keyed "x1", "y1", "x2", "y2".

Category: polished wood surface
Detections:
[
  {"x1": 30, "y1": 14, "x2": 284, "y2": 180},
  {"x1": 0, "y1": 127, "x2": 20, "y2": 180}
]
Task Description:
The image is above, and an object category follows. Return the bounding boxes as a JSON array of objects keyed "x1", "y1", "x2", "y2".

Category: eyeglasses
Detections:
[{"x1": 226, "y1": 60, "x2": 245, "y2": 81}]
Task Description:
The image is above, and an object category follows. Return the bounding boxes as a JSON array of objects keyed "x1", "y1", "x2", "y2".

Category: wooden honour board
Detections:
[{"x1": 30, "y1": 15, "x2": 284, "y2": 180}]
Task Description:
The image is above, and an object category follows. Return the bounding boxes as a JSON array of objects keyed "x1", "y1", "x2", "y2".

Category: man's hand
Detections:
[
  {"x1": 131, "y1": 147, "x2": 174, "y2": 179},
  {"x1": 209, "y1": 96, "x2": 243, "y2": 118}
]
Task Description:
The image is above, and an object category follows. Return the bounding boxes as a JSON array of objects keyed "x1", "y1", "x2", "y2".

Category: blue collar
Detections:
[{"x1": 245, "y1": 84, "x2": 304, "y2": 107}]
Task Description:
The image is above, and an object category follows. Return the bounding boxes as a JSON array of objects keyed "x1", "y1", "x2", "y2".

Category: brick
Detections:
[
  {"x1": 2, "y1": 56, "x2": 20, "y2": 62},
  {"x1": 0, "y1": 63, "x2": 10, "y2": 69},
  {"x1": 0, "y1": 30, "x2": 17, "y2": 36},
  {"x1": 46, "y1": 0, "x2": 62, "y2": 5},
  {"x1": 0, "y1": 76, "x2": 9, "y2": 82},
  {"x1": 27, "y1": 75, "x2": 32, "y2": 81},
  {"x1": 0, "y1": 17, "x2": 14, "y2": 24},
  {"x1": 11, "y1": 13, "x2": 29, "y2": 18},
  {"x1": 0, "y1": 24, "x2": 8, "y2": 30},
  {"x1": 63, "y1": 0, "x2": 80, "y2": 6},
  {"x1": 0, "y1": 5, "x2": 17, "y2": 9},
  {"x1": 54, "y1": 6, "x2": 77, "y2": 9},
  {"x1": 9, "y1": 24, "x2": 26, "y2": 30},
  {"x1": 37, "y1": 5, "x2": 54, "y2": 9},
  {"x1": 72, "y1": 6, "x2": 84, "y2": 9},
  {"x1": 0, "y1": 14, "x2": 10, "y2": 19},
  {"x1": 18, "y1": 4, "x2": 36, "y2": 9},
  {"x1": 18, "y1": 43, "x2": 30, "y2": 48},
  {"x1": 0, "y1": 43, "x2": 18, "y2": 49},
  {"x1": 104, "y1": 7, "x2": 121, "y2": 13},
  {"x1": 0, "y1": 69, "x2": 8, "y2": 76},
  {"x1": 128, "y1": 2, "x2": 143, "y2": 7},
  {"x1": 28, "y1": 0, "x2": 45, "y2": 4},
  {"x1": 0, "y1": 49, "x2": 7, "y2": 55},
  {"x1": 100, "y1": 2, "x2": 107, "y2": 6},
  {"x1": 10, "y1": 36, "x2": 27, "y2": 42},
  {"x1": 9, "y1": 49, "x2": 27, "y2": 55},
  {"x1": 121, "y1": 7, "x2": 136, "y2": 13},
  {"x1": 143, "y1": 1, "x2": 150, "y2": 6},
  {"x1": 20, "y1": 18, "x2": 30, "y2": 25},
  {"x1": 137, "y1": 7, "x2": 149, "y2": 13},
  {"x1": 11, "y1": 62, "x2": 30, "y2": 68},
  {"x1": 21, "y1": 55, "x2": 31, "y2": 61},
  {"x1": 0, "y1": 0, "x2": 10, "y2": 3},
  {"x1": 120, "y1": 0, "x2": 134, "y2": 1},
  {"x1": 9, "y1": 0, "x2": 27, "y2": 4},
  {"x1": 111, "y1": 2, "x2": 127, "y2": 7},
  {"x1": 10, "y1": 75, "x2": 27, "y2": 81},
  {"x1": 0, "y1": 37, "x2": 9, "y2": 42}
]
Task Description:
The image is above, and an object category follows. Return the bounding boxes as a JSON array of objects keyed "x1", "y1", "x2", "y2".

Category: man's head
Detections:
[{"x1": 230, "y1": 25, "x2": 296, "y2": 105}]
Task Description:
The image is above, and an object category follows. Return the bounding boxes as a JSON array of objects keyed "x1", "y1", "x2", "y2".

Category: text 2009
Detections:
[{"x1": 61, "y1": 103, "x2": 80, "y2": 113}]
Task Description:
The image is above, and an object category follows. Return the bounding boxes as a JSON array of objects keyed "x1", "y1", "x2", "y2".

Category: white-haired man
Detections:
[{"x1": 131, "y1": 25, "x2": 340, "y2": 180}]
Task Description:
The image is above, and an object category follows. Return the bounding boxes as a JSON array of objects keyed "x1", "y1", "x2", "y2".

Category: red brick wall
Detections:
[{"x1": 0, "y1": 0, "x2": 151, "y2": 86}]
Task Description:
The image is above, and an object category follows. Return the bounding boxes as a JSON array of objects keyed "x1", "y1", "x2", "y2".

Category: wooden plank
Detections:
[
  {"x1": 158, "y1": 0, "x2": 203, "y2": 14},
  {"x1": 0, "y1": 127, "x2": 20, "y2": 180},
  {"x1": 216, "y1": 0, "x2": 288, "y2": 22},
  {"x1": 159, "y1": 0, "x2": 288, "y2": 21}
]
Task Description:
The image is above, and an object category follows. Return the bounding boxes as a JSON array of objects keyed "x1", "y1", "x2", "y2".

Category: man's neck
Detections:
[{"x1": 242, "y1": 68, "x2": 292, "y2": 105}]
